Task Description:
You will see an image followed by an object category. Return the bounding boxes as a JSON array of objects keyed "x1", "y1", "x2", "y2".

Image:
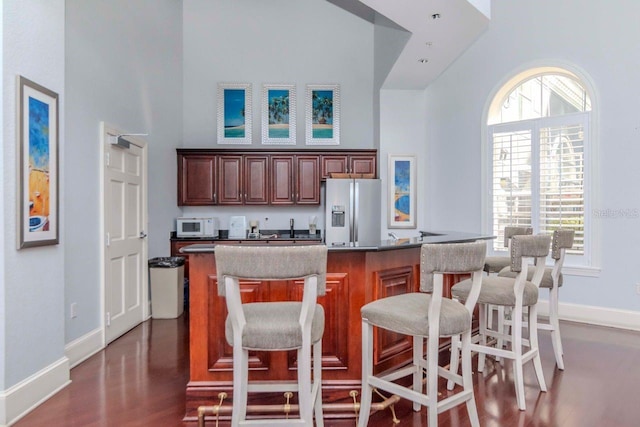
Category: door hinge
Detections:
[
  {"x1": 106, "y1": 232, "x2": 110, "y2": 247},
  {"x1": 105, "y1": 152, "x2": 110, "y2": 167},
  {"x1": 106, "y1": 312, "x2": 111, "y2": 326}
]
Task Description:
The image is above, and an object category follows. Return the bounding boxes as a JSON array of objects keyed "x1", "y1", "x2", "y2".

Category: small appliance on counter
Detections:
[
  {"x1": 229, "y1": 216, "x2": 247, "y2": 239},
  {"x1": 248, "y1": 220, "x2": 260, "y2": 239},
  {"x1": 176, "y1": 217, "x2": 219, "y2": 238}
]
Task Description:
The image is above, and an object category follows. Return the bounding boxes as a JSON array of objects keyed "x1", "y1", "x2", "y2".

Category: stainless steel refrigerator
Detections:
[{"x1": 324, "y1": 178, "x2": 381, "y2": 247}]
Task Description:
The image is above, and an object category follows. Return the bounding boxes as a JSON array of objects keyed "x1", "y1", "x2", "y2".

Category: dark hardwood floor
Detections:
[{"x1": 14, "y1": 312, "x2": 640, "y2": 426}]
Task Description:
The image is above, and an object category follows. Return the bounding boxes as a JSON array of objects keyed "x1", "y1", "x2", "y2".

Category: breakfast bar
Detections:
[{"x1": 180, "y1": 231, "x2": 492, "y2": 423}]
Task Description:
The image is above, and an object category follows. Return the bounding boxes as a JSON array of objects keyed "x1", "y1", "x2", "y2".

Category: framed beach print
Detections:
[
  {"x1": 262, "y1": 84, "x2": 296, "y2": 145},
  {"x1": 305, "y1": 84, "x2": 340, "y2": 145},
  {"x1": 217, "y1": 82, "x2": 252, "y2": 144},
  {"x1": 388, "y1": 155, "x2": 416, "y2": 229},
  {"x1": 17, "y1": 75, "x2": 59, "y2": 248}
]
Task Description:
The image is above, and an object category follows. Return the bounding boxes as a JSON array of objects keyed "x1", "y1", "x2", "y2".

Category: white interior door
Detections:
[{"x1": 102, "y1": 123, "x2": 148, "y2": 344}]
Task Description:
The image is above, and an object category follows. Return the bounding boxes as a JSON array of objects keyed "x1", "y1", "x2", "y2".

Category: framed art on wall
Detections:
[
  {"x1": 388, "y1": 154, "x2": 416, "y2": 229},
  {"x1": 305, "y1": 84, "x2": 340, "y2": 145},
  {"x1": 17, "y1": 75, "x2": 60, "y2": 248},
  {"x1": 262, "y1": 83, "x2": 296, "y2": 145},
  {"x1": 217, "y1": 82, "x2": 252, "y2": 144}
]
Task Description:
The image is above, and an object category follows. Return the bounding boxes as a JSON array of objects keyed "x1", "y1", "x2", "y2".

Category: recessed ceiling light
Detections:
[
  {"x1": 425, "y1": 41, "x2": 433, "y2": 47},
  {"x1": 432, "y1": 13, "x2": 441, "y2": 19},
  {"x1": 418, "y1": 58, "x2": 429, "y2": 63}
]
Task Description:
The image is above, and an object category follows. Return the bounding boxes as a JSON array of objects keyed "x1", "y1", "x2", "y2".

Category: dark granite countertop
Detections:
[
  {"x1": 178, "y1": 230, "x2": 494, "y2": 254},
  {"x1": 171, "y1": 229, "x2": 322, "y2": 242}
]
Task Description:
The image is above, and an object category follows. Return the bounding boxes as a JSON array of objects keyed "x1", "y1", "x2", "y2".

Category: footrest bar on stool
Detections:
[{"x1": 197, "y1": 391, "x2": 401, "y2": 427}]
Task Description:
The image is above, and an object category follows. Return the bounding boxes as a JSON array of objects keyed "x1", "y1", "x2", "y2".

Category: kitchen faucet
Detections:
[{"x1": 290, "y1": 218, "x2": 295, "y2": 238}]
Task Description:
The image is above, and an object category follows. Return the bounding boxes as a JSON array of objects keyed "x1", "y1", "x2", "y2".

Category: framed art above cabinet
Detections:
[
  {"x1": 217, "y1": 82, "x2": 252, "y2": 145},
  {"x1": 262, "y1": 84, "x2": 296, "y2": 145}
]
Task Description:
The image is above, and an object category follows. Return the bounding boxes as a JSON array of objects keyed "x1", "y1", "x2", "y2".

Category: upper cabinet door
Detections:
[
  {"x1": 178, "y1": 154, "x2": 217, "y2": 205},
  {"x1": 296, "y1": 155, "x2": 320, "y2": 204},
  {"x1": 217, "y1": 155, "x2": 243, "y2": 205},
  {"x1": 349, "y1": 155, "x2": 376, "y2": 176},
  {"x1": 244, "y1": 155, "x2": 270, "y2": 205},
  {"x1": 320, "y1": 154, "x2": 348, "y2": 179},
  {"x1": 270, "y1": 155, "x2": 295, "y2": 205}
]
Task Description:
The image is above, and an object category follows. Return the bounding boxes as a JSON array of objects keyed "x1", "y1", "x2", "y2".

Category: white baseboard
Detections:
[
  {"x1": 0, "y1": 357, "x2": 70, "y2": 426},
  {"x1": 65, "y1": 327, "x2": 104, "y2": 368},
  {"x1": 537, "y1": 299, "x2": 640, "y2": 331}
]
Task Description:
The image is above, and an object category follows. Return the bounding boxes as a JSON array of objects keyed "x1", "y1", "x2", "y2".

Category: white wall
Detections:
[
  {"x1": 64, "y1": 0, "x2": 183, "y2": 345},
  {"x1": 183, "y1": 0, "x2": 374, "y2": 150},
  {"x1": 2, "y1": 0, "x2": 67, "y2": 423},
  {"x1": 425, "y1": 0, "x2": 640, "y2": 314},
  {"x1": 379, "y1": 90, "x2": 428, "y2": 239},
  {"x1": 0, "y1": 0, "x2": 5, "y2": 396}
]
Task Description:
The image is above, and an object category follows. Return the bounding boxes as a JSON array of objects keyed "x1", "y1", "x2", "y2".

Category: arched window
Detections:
[{"x1": 487, "y1": 67, "x2": 592, "y2": 258}]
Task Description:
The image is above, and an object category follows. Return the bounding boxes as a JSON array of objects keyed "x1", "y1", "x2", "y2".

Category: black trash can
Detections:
[{"x1": 148, "y1": 257, "x2": 185, "y2": 319}]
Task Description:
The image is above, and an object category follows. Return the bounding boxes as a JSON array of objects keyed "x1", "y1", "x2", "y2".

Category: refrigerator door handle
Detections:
[
  {"x1": 349, "y1": 181, "x2": 355, "y2": 244},
  {"x1": 353, "y1": 181, "x2": 359, "y2": 244}
]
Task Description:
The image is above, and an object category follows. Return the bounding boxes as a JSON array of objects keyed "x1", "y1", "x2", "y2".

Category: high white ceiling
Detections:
[{"x1": 329, "y1": 0, "x2": 490, "y2": 89}]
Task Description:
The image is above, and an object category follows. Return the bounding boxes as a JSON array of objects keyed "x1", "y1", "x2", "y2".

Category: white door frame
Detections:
[{"x1": 99, "y1": 121, "x2": 149, "y2": 346}]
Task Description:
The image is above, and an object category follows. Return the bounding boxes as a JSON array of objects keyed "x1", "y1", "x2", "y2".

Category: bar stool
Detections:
[
  {"x1": 215, "y1": 245, "x2": 328, "y2": 427},
  {"x1": 497, "y1": 229, "x2": 575, "y2": 370},
  {"x1": 484, "y1": 226, "x2": 533, "y2": 345},
  {"x1": 358, "y1": 241, "x2": 486, "y2": 427},
  {"x1": 450, "y1": 234, "x2": 551, "y2": 411}
]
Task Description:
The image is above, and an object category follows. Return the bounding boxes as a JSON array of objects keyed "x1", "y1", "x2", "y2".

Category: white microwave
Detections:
[{"x1": 176, "y1": 217, "x2": 219, "y2": 238}]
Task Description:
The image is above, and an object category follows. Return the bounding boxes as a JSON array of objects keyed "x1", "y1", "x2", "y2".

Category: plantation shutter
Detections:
[
  {"x1": 539, "y1": 115, "x2": 587, "y2": 254},
  {"x1": 490, "y1": 124, "x2": 533, "y2": 251},
  {"x1": 489, "y1": 113, "x2": 586, "y2": 255}
]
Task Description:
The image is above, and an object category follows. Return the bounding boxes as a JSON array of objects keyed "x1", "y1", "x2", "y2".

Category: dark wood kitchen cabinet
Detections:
[
  {"x1": 320, "y1": 150, "x2": 377, "y2": 179},
  {"x1": 217, "y1": 155, "x2": 243, "y2": 205},
  {"x1": 270, "y1": 155, "x2": 320, "y2": 205},
  {"x1": 243, "y1": 155, "x2": 269, "y2": 205},
  {"x1": 177, "y1": 149, "x2": 376, "y2": 206},
  {"x1": 177, "y1": 153, "x2": 217, "y2": 205}
]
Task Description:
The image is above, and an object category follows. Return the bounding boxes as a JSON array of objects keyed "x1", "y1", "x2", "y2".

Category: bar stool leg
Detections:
[
  {"x1": 231, "y1": 346, "x2": 249, "y2": 427},
  {"x1": 549, "y1": 286, "x2": 564, "y2": 370},
  {"x1": 357, "y1": 321, "x2": 374, "y2": 427},
  {"x1": 313, "y1": 340, "x2": 324, "y2": 426},
  {"x1": 461, "y1": 329, "x2": 480, "y2": 427},
  {"x1": 529, "y1": 304, "x2": 547, "y2": 392}
]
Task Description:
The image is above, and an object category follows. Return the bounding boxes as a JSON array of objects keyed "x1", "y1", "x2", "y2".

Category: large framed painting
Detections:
[
  {"x1": 262, "y1": 83, "x2": 296, "y2": 145},
  {"x1": 17, "y1": 75, "x2": 60, "y2": 248},
  {"x1": 388, "y1": 154, "x2": 416, "y2": 229},
  {"x1": 305, "y1": 84, "x2": 340, "y2": 145},
  {"x1": 217, "y1": 82, "x2": 252, "y2": 144}
]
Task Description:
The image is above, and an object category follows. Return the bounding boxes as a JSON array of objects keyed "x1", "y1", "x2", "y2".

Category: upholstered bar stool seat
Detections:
[
  {"x1": 361, "y1": 293, "x2": 471, "y2": 337},
  {"x1": 483, "y1": 256, "x2": 512, "y2": 274},
  {"x1": 452, "y1": 276, "x2": 539, "y2": 307},
  {"x1": 225, "y1": 302, "x2": 325, "y2": 350},
  {"x1": 497, "y1": 265, "x2": 562, "y2": 289}
]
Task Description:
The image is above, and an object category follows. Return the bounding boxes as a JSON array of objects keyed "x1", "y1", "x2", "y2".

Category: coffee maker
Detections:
[{"x1": 248, "y1": 220, "x2": 260, "y2": 239}]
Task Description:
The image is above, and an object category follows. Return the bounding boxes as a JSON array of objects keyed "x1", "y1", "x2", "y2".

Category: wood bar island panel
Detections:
[{"x1": 182, "y1": 232, "x2": 492, "y2": 423}]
